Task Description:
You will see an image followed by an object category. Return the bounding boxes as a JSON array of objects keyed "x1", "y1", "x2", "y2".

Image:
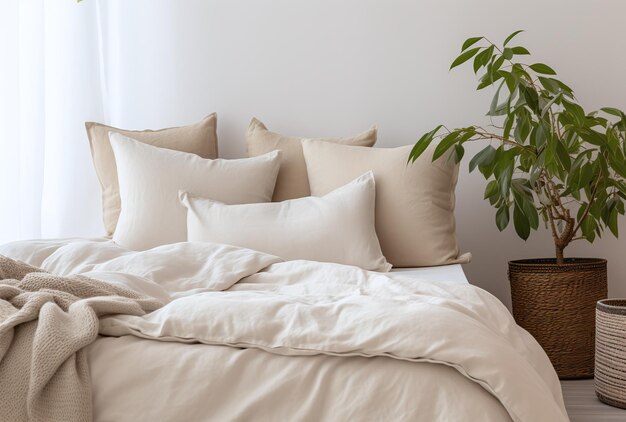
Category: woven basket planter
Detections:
[
  {"x1": 509, "y1": 258, "x2": 607, "y2": 379},
  {"x1": 595, "y1": 299, "x2": 626, "y2": 408}
]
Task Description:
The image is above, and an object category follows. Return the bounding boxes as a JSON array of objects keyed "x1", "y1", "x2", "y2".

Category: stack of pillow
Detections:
[{"x1": 86, "y1": 114, "x2": 469, "y2": 272}]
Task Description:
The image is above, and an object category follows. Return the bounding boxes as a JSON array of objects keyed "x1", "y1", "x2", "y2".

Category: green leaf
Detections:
[
  {"x1": 408, "y1": 125, "x2": 443, "y2": 163},
  {"x1": 490, "y1": 101, "x2": 510, "y2": 117},
  {"x1": 501, "y1": 71, "x2": 517, "y2": 92},
  {"x1": 539, "y1": 76, "x2": 574, "y2": 98},
  {"x1": 522, "y1": 200, "x2": 539, "y2": 230},
  {"x1": 538, "y1": 77, "x2": 560, "y2": 93},
  {"x1": 473, "y1": 51, "x2": 487, "y2": 73},
  {"x1": 503, "y1": 48, "x2": 513, "y2": 60},
  {"x1": 479, "y1": 160, "x2": 497, "y2": 178},
  {"x1": 571, "y1": 150, "x2": 591, "y2": 173},
  {"x1": 497, "y1": 161, "x2": 514, "y2": 198},
  {"x1": 519, "y1": 85, "x2": 539, "y2": 113},
  {"x1": 555, "y1": 141, "x2": 571, "y2": 171},
  {"x1": 473, "y1": 46, "x2": 492, "y2": 73},
  {"x1": 503, "y1": 30, "x2": 524, "y2": 46},
  {"x1": 479, "y1": 149, "x2": 498, "y2": 178},
  {"x1": 450, "y1": 47, "x2": 481, "y2": 70},
  {"x1": 484, "y1": 180, "x2": 499, "y2": 199},
  {"x1": 609, "y1": 207, "x2": 619, "y2": 237},
  {"x1": 577, "y1": 202, "x2": 588, "y2": 222},
  {"x1": 529, "y1": 63, "x2": 557, "y2": 75},
  {"x1": 489, "y1": 80, "x2": 505, "y2": 116},
  {"x1": 433, "y1": 131, "x2": 460, "y2": 160},
  {"x1": 529, "y1": 125, "x2": 538, "y2": 147},
  {"x1": 543, "y1": 138, "x2": 556, "y2": 167},
  {"x1": 581, "y1": 215, "x2": 597, "y2": 242},
  {"x1": 609, "y1": 150, "x2": 626, "y2": 178},
  {"x1": 477, "y1": 75, "x2": 493, "y2": 90},
  {"x1": 456, "y1": 129, "x2": 477, "y2": 145},
  {"x1": 578, "y1": 128, "x2": 606, "y2": 146},
  {"x1": 518, "y1": 151, "x2": 534, "y2": 172},
  {"x1": 461, "y1": 37, "x2": 483, "y2": 52},
  {"x1": 602, "y1": 107, "x2": 625, "y2": 118},
  {"x1": 513, "y1": 204, "x2": 530, "y2": 240},
  {"x1": 598, "y1": 155, "x2": 609, "y2": 178},
  {"x1": 496, "y1": 206, "x2": 510, "y2": 231},
  {"x1": 511, "y1": 63, "x2": 532, "y2": 82},
  {"x1": 512, "y1": 178, "x2": 533, "y2": 197},
  {"x1": 513, "y1": 109, "x2": 531, "y2": 143},
  {"x1": 453, "y1": 144, "x2": 465, "y2": 163},
  {"x1": 469, "y1": 145, "x2": 497, "y2": 172},
  {"x1": 541, "y1": 94, "x2": 562, "y2": 118},
  {"x1": 563, "y1": 100, "x2": 586, "y2": 125},
  {"x1": 579, "y1": 163, "x2": 594, "y2": 188},
  {"x1": 510, "y1": 46, "x2": 530, "y2": 55},
  {"x1": 503, "y1": 114, "x2": 514, "y2": 140},
  {"x1": 482, "y1": 45, "x2": 494, "y2": 64},
  {"x1": 491, "y1": 55, "x2": 505, "y2": 76}
]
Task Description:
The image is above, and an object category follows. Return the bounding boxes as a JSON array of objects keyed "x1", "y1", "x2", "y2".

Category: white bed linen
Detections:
[
  {"x1": 389, "y1": 264, "x2": 468, "y2": 284},
  {"x1": 87, "y1": 336, "x2": 511, "y2": 421},
  {"x1": 0, "y1": 238, "x2": 565, "y2": 422}
]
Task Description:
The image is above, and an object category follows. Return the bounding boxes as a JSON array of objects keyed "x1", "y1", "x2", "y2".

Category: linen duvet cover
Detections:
[{"x1": 0, "y1": 238, "x2": 567, "y2": 422}]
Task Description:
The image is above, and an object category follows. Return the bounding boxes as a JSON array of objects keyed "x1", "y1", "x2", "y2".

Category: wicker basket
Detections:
[
  {"x1": 509, "y1": 258, "x2": 607, "y2": 379},
  {"x1": 595, "y1": 299, "x2": 626, "y2": 408}
]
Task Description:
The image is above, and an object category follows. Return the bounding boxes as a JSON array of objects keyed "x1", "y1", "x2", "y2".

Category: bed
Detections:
[
  {"x1": 0, "y1": 237, "x2": 567, "y2": 421},
  {"x1": 0, "y1": 118, "x2": 569, "y2": 421}
]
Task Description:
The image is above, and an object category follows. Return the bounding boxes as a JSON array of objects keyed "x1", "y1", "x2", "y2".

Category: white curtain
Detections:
[{"x1": 0, "y1": 0, "x2": 107, "y2": 243}]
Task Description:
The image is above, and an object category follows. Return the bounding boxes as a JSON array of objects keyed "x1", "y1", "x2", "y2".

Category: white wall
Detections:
[{"x1": 84, "y1": 0, "x2": 626, "y2": 306}]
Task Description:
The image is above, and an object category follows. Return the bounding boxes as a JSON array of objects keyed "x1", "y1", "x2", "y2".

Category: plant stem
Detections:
[
  {"x1": 570, "y1": 178, "x2": 600, "y2": 240},
  {"x1": 541, "y1": 173, "x2": 575, "y2": 263},
  {"x1": 556, "y1": 244, "x2": 565, "y2": 264}
]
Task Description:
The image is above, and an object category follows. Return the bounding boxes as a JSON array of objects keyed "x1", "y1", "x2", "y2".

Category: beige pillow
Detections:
[
  {"x1": 180, "y1": 172, "x2": 391, "y2": 272},
  {"x1": 110, "y1": 133, "x2": 280, "y2": 251},
  {"x1": 86, "y1": 113, "x2": 218, "y2": 236},
  {"x1": 246, "y1": 118, "x2": 377, "y2": 201},
  {"x1": 302, "y1": 140, "x2": 470, "y2": 267}
]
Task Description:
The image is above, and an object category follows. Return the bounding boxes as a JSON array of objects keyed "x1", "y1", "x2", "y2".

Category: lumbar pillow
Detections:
[
  {"x1": 302, "y1": 140, "x2": 470, "y2": 267},
  {"x1": 110, "y1": 133, "x2": 280, "y2": 251},
  {"x1": 180, "y1": 171, "x2": 391, "y2": 272},
  {"x1": 246, "y1": 118, "x2": 377, "y2": 202},
  {"x1": 86, "y1": 113, "x2": 218, "y2": 236}
]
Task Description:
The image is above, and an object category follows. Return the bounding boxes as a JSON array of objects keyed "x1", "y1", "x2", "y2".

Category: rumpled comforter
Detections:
[{"x1": 0, "y1": 238, "x2": 568, "y2": 422}]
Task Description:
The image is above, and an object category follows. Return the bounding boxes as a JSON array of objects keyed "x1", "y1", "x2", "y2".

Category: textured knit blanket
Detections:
[{"x1": 0, "y1": 255, "x2": 163, "y2": 422}]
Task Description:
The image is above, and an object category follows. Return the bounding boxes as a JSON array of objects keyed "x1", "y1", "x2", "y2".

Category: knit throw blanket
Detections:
[{"x1": 0, "y1": 256, "x2": 163, "y2": 422}]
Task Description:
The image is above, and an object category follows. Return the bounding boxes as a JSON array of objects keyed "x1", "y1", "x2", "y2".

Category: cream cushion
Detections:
[
  {"x1": 246, "y1": 118, "x2": 377, "y2": 201},
  {"x1": 86, "y1": 113, "x2": 218, "y2": 236},
  {"x1": 110, "y1": 133, "x2": 280, "y2": 251},
  {"x1": 302, "y1": 140, "x2": 470, "y2": 267},
  {"x1": 180, "y1": 172, "x2": 391, "y2": 272}
]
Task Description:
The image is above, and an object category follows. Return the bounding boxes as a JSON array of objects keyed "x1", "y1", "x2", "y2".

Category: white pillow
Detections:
[
  {"x1": 180, "y1": 172, "x2": 391, "y2": 272},
  {"x1": 110, "y1": 133, "x2": 281, "y2": 251}
]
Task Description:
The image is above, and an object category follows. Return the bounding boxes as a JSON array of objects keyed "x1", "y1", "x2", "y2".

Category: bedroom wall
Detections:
[{"x1": 84, "y1": 0, "x2": 626, "y2": 307}]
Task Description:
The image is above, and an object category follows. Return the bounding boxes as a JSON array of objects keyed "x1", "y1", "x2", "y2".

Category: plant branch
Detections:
[
  {"x1": 570, "y1": 178, "x2": 601, "y2": 239},
  {"x1": 473, "y1": 129, "x2": 537, "y2": 154}
]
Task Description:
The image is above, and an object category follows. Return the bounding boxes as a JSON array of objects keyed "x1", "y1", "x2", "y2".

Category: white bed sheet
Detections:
[{"x1": 389, "y1": 264, "x2": 468, "y2": 284}]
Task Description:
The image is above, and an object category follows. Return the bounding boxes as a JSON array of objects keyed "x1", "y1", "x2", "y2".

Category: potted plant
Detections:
[{"x1": 409, "y1": 30, "x2": 626, "y2": 379}]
